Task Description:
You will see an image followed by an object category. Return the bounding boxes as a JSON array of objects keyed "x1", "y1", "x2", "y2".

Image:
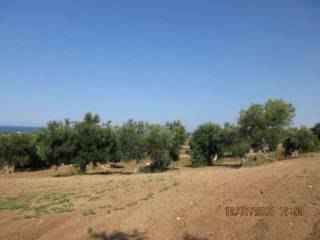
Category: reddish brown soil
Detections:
[{"x1": 0, "y1": 156, "x2": 319, "y2": 240}]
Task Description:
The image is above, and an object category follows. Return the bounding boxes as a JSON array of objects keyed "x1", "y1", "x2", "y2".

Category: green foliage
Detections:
[
  {"x1": 1, "y1": 98, "x2": 313, "y2": 173},
  {"x1": 116, "y1": 119, "x2": 148, "y2": 162},
  {"x1": 220, "y1": 123, "x2": 250, "y2": 157},
  {"x1": 71, "y1": 113, "x2": 119, "y2": 173},
  {"x1": 0, "y1": 133, "x2": 38, "y2": 170},
  {"x1": 190, "y1": 123, "x2": 223, "y2": 166},
  {"x1": 238, "y1": 99, "x2": 295, "y2": 151},
  {"x1": 190, "y1": 152, "x2": 208, "y2": 167},
  {"x1": 283, "y1": 127, "x2": 319, "y2": 155},
  {"x1": 190, "y1": 123, "x2": 250, "y2": 167},
  {"x1": 166, "y1": 121, "x2": 187, "y2": 161},
  {"x1": 146, "y1": 125, "x2": 174, "y2": 171},
  {"x1": 35, "y1": 120, "x2": 73, "y2": 167},
  {"x1": 311, "y1": 122, "x2": 320, "y2": 141}
]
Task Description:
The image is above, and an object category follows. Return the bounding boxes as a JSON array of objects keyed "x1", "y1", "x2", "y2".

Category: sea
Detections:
[{"x1": 0, "y1": 126, "x2": 41, "y2": 133}]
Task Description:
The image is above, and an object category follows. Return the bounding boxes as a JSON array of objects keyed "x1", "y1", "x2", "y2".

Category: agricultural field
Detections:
[{"x1": 0, "y1": 155, "x2": 319, "y2": 240}]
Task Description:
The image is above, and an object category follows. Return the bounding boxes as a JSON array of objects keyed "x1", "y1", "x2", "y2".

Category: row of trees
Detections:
[
  {"x1": 1, "y1": 99, "x2": 319, "y2": 172},
  {"x1": 0, "y1": 113, "x2": 187, "y2": 173},
  {"x1": 190, "y1": 99, "x2": 320, "y2": 166}
]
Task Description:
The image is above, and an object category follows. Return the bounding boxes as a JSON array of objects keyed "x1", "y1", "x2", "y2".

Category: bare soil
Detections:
[{"x1": 0, "y1": 155, "x2": 319, "y2": 240}]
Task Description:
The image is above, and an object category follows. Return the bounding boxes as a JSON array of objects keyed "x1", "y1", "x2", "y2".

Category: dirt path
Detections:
[{"x1": 0, "y1": 157, "x2": 319, "y2": 240}]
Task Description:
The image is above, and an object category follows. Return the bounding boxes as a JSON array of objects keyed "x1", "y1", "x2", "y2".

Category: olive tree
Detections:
[
  {"x1": 238, "y1": 99, "x2": 295, "y2": 151},
  {"x1": 71, "y1": 113, "x2": 119, "y2": 173},
  {"x1": 189, "y1": 123, "x2": 223, "y2": 167},
  {"x1": 116, "y1": 119, "x2": 149, "y2": 162},
  {"x1": 0, "y1": 133, "x2": 37, "y2": 172},
  {"x1": 283, "y1": 127, "x2": 319, "y2": 155},
  {"x1": 166, "y1": 121, "x2": 187, "y2": 161},
  {"x1": 145, "y1": 124, "x2": 174, "y2": 171},
  {"x1": 220, "y1": 123, "x2": 250, "y2": 158},
  {"x1": 311, "y1": 123, "x2": 320, "y2": 141},
  {"x1": 35, "y1": 120, "x2": 73, "y2": 168}
]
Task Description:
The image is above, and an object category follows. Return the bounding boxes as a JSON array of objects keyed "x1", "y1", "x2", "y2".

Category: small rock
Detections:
[
  {"x1": 289, "y1": 222, "x2": 293, "y2": 226},
  {"x1": 177, "y1": 217, "x2": 181, "y2": 220},
  {"x1": 307, "y1": 185, "x2": 313, "y2": 189}
]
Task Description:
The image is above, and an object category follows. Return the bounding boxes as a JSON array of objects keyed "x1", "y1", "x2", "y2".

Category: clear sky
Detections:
[{"x1": 1, "y1": 0, "x2": 319, "y2": 130}]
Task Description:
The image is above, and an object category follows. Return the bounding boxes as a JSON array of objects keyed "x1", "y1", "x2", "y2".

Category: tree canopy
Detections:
[{"x1": 238, "y1": 99, "x2": 295, "y2": 151}]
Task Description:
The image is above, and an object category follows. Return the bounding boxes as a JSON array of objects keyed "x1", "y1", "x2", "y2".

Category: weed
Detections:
[
  {"x1": 172, "y1": 181, "x2": 180, "y2": 187},
  {"x1": 98, "y1": 204, "x2": 112, "y2": 209},
  {"x1": 159, "y1": 186, "x2": 170, "y2": 193},
  {"x1": 86, "y1": 226, "x2": 94, "y2": 235},
  {"x1": 83, "y1": 209, "x2": 96, "y2": 216},
  {"x1": 126, "y1": 201, "x2": 138, "y2": 208},
  {"x1": 88, "y1": 194, "x2": 103, "y2": 201},
  {"x1": 51, "y1": 206, "x2": 73, "y2": 214},
  {"x1": 140, "y1": 193, "x2": 154, "y2": 201},
  {"x1": 113, "y1": 207, "x2": 125, "y2": 211}
]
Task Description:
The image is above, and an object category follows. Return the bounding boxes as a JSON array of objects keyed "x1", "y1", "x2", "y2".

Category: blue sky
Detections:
[{"x1": 0, "y1": 0, "x2": 319, "y2": 130}]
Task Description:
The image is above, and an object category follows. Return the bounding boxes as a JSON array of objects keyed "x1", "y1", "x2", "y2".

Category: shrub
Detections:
[{"x1": 190, "y1": 151, "x2": 208, "y2": 167}]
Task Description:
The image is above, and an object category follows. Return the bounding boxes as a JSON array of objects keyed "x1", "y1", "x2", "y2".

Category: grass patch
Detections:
[
  {"x1": 172, "y1": 181, "x2": 180, "y2": 187},
  {"x1": 51, "y1": 206, "x2": 73, "y2": 214},
  {"x1": 23, "y1": 214, "x2": 40, "y2": 219},
  {"x1": 0, "y1": 197, "x2": 32, "y2": 211},
  {"x1": 126, "y1": 201, "x2": 138, "y2": 208},
  {"x1": 82, "y1": 209, "x2": 96, "y2": 216},
  {"x1": 33, "y1": 204, "x2": 48, "y2": 215},
  {"x1": 140, "y1": 193, "x2": 154, "y2": 201},
  {"x1": 113, "y1": 207, "x2": 125, "y2": 211},
  {"x1": 98, "y1": 204, "x2": 112, "y2": 209},
  {"x1": 88, "y1": 194, "x2": 104, "y2": 201},
  {"x1": 86, "y1": 226, "x2": 94, "y2": 235},
  {"x1": 159, "y1": 186, "x2": 170, "y2": 193}
]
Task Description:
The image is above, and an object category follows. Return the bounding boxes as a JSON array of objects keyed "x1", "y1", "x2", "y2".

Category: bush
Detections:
[{"x1": 190, "y1": 151, "x2": 208, "y2": 167}]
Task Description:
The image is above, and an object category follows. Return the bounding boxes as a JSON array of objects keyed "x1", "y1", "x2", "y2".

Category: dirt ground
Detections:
[{"x1": 0, "y1": 155, "x2": 319, "y2": 240}]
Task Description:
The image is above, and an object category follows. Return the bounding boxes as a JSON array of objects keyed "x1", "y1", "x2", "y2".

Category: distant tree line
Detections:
[
  {"x1": 0, "y1": 113, "x2": 187, "y2": 173},
  {"x1": 0, "y1": 99, "x2": 319, "y2": 172},
  {"x1": 190, "y1": 99, "x2": 320, "y2": 166}
]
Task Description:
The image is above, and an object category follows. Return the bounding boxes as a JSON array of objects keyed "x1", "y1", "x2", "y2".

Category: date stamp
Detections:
[{"x1": 225, "y1": 206, "x2": 304, "y2": 217}]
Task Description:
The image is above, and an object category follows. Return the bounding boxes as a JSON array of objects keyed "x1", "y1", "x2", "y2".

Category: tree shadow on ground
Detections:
[
  {"x1": 182, "y1": 233, "x2": 209, "y2": 240},
  {"x1": 89, "y1": 231, "x2": 208, "y2": 240},
  {"x1": 89, "y1": 230, "x2": 147, "y2": 240},
  {"x1": 184, "y1": 163, "x2": 242, "y2": 169},
  {"x1": 213, "y1": 163, "x2": 242, "y2": 169},
  {"x1": 87, "y1": 171, "x2": 134, "y2": 176}
]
